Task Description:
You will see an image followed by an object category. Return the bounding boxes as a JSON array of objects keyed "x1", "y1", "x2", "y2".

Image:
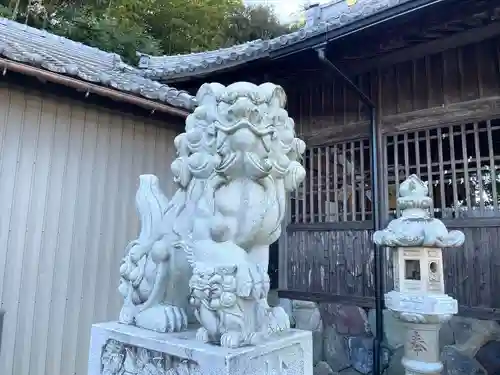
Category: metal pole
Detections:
[
  {"x1": 316, "y1": 47, "x2": 385, "y2": 375},
  {"x1": 370, "y1": 106, "x2": 385, "y2": 375},
  {"x1": 0, "y1": 309, "x2": 4, "y2": 354}
]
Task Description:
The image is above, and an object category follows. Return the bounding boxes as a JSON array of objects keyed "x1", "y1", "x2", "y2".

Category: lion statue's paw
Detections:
[
  {"x1": 196, "y1": 327, "x2": 210, "y2": 343},
  {"x1": 267, "y1": 306, "x2": 291, "y2": 333},
  {"x1": 135, "y1": 305, "x2": 188, "y2": 333},
  {"x1": 220, "y1": 331, "x2": 243, "y2": 348}
]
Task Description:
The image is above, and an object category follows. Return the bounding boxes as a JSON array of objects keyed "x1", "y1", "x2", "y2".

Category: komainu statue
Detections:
[{"x1": 118, "y1": 82, "x2": 306, "y2": 348}]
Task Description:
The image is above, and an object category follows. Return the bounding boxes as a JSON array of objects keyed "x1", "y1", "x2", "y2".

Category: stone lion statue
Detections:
[{"x1": 117, "y1": 82, "x2": 306, "y2": 348}]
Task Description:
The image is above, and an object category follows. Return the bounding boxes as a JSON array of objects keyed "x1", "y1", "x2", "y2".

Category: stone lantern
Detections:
[{"x1": 373, "y1": 174, "x2": 464, "y2": 375}]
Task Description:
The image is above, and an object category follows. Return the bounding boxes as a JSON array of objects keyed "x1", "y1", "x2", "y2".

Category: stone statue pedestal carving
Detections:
[
  {"x1": 373, "y1": 175, "x2": 464, "y2": 375},
  {"x1": 88, "y1": 322, "x2": 312, "y2": 375}
]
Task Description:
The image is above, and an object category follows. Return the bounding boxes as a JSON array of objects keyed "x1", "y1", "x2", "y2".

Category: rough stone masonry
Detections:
[{"x1": 276, "y1": 299, "x2": 500, "y2": 375}]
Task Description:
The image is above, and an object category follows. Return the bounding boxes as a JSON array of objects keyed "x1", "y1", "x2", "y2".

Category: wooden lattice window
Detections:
[
  {"x1": 291, "y1": 138, "x2": 372, "y2": 223},
  {"x1": 385, "y1": 119, "x2": 500, "y2": 219}
]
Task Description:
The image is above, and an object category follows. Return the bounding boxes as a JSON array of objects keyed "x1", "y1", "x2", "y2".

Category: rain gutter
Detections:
[{"x1": 315, "y1": 46, "x2": 385, "y2": 375}]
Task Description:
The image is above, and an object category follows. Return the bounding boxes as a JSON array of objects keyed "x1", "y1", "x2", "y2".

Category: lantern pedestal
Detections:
[
  {"x1": 385, "y1": 291, "x2": 457, "y2": 375},
  {"x1": 401, "y1": 321, "x2": 442, "y2": 375}
]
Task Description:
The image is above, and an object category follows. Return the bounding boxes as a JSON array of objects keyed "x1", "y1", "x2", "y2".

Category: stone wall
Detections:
[{"x1": 276, "y1": 299, "x2": 500, "y2": 375}]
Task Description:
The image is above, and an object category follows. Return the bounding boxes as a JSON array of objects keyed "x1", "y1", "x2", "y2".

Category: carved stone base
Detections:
[
  {"x1": 401, "y1": 322, "x2": 443, "y2": 375},
  {"x1": 385, "y1": 293, "x2": 458, "y2": 375},
  {"x1": 88, "y1": 322, "x2": 313, "y2": 375}
]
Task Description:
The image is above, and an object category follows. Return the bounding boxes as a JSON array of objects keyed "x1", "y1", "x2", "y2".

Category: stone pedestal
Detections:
[
  {"x1": 88, "y1": 322, "x2": 313, "y2": 375},
  {"x1": 385, "y1": 292, "x2": 457, "y2": 375},
  {"x1": 401, "y1": 321, "x2": 443, "y2": 375}
]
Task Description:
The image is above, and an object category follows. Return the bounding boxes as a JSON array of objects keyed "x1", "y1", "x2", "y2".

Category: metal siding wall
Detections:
[{"x1": 0, "y1": 85, "x2": 178, "y2": 375}]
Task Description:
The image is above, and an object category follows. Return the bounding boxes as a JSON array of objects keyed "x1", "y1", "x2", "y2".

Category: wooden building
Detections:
[{"x1": 141, "y1": 0, "x2": 500, "y2": 321}]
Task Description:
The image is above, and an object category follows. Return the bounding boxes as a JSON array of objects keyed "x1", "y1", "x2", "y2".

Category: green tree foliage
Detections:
[
  {"x1": 222, "y1": 4, "x2": 298, "y2": 46},
  {"x1": 0, "y1": 4, "x2": 13, "y2": 17},
  {"x1": 1, "y1": 0, "x2": 299, "y2": 63},
  {"x1": 49, "y1": 6, "x2": 164, "y2": 60},
  {"x1": 144, "y1": 0, "x2": 243, "y2": 54}
]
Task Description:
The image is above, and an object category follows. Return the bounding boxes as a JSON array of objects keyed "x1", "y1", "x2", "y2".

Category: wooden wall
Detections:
[
  {"x1": 284, "y1": 35, "x2": 500, "y2": 145},
  {"x1": 282, "y1": 35, "x2": 500, "y2": 319},
  {"x1": 0, "y1": 82, "x2": 178, "y2": 375},
  {"x1": 287, "y1": 230, "x2": 375, "y2": 297}
]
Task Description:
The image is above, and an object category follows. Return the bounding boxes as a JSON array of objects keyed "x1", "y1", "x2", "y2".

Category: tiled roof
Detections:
[
  {"x1": 0, "y1": 18, "x2": 197, "y2": 110},
  {"x1": 138, "y1": 0, "x2": 413, "y2": 81}
]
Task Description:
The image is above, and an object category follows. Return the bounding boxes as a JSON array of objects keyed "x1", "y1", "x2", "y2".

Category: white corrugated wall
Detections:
[{"x1": 0, "y1": 83, "x2": 179, "y2": 375}]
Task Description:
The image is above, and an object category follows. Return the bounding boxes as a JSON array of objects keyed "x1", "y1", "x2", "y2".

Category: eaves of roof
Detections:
[
  {"x1": 270, "y1": 0, "x2": 452, "y2": 59},
  {"x1": 0, "y1": 18, "x2": 197, "y2": 116},
  {"x1": 138, "y1": 0, "x2": 450, "y2": 83}
]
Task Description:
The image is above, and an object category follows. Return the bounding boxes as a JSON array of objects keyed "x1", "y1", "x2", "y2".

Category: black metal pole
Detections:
[
  {"x1": 315, "y1": 47, "x2": 385, "y2": 375},
  {"x1": 370, "y1": 106, "x2": 385, "y2": 375}
]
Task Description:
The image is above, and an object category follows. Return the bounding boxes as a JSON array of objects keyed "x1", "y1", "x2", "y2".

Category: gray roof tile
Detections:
[
  {"x1": 0, "y1": 18, "x2": 197, "y2": 110},
  {"x1": 138, "y1": 0, "x2": 413, "y2": 81}
]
